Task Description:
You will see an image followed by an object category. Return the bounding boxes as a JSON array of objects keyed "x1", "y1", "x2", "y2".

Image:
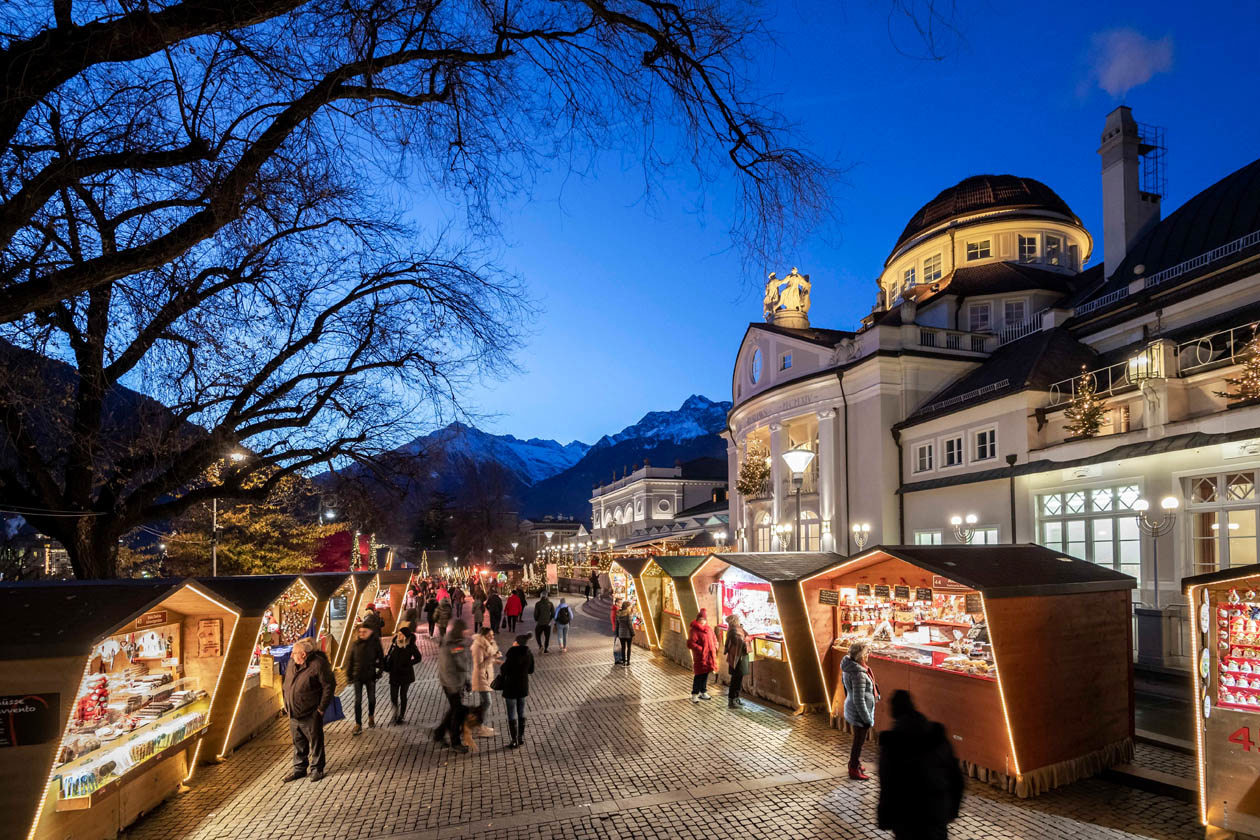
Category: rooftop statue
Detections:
[{"x1": 764, "y1": 267, "x2": 811, "y2": 325}]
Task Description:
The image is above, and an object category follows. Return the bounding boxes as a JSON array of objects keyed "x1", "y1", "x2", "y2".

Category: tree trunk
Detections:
[{"x1": 59, "y1": 517, "x2": 121, "y2": 579}]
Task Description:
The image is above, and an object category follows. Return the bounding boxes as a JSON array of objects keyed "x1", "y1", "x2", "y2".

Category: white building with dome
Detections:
[{"x1": 725, "y1": 106, "x2": 1260, "y2": 668}]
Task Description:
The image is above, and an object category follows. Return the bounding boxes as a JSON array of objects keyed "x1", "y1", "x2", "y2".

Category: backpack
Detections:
[{"x1": 555, "y1": 605, "x2": 571, "y2": 625}]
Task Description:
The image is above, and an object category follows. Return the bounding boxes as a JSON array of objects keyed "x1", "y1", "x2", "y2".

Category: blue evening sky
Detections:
[{"x1": 446, "y1": 0, "x2": 1260, "y2": 444}]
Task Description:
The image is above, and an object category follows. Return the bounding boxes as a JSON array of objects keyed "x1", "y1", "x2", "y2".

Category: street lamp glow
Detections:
[
  {"x1": 780, "y1": 446, "x2": 816, "y2": 476},
  {"x1": 1132, "y1": 499, "x2": 1149, "y2": 512},
  {"x1": 324, "y1": 509, "x2": 336, "y2": 520},
  {"x1": 228, "y1": 451, "x2": 245, "y2": 462},
  {"x1": 1161, "y1": 496, "x2": 1180, "y2": 510}
]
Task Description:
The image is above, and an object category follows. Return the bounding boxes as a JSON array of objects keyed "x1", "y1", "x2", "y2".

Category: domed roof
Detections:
[{"x1": 890, "y1": 174, "x2": 1079, "y2": 260}]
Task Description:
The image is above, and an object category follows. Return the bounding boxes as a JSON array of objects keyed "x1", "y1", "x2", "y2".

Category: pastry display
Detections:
[{"x1": 1217, "y1": 598, "x2": 1260, "y2": 713}]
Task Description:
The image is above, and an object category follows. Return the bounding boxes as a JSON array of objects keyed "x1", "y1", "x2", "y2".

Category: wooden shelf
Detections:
[{"x1": 56, "y1": 730, "x2": 204, "y2": 811}]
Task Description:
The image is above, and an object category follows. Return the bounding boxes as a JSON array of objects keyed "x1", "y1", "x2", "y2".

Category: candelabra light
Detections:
[
  {"x1": 1134, "y1": 496, "x2": 1179, "y2": 609},
  {"x1": 950, "y1": 513, "x2": 978, "y2": 544},
  {"x1": 851, "y1": 522, "x2": 872, "y2": 551}
]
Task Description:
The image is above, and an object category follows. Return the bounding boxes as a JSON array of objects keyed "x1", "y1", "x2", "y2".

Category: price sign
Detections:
[
  {"x1": 915, "y1": 588, "x2": 933, "y2": 602},
  {"x1": 874, "y1": 585, "x2": 890, "y2": 601},
  {"x1": 818, "y1": 589, "x2": 840, "y2": 606},
  {"x1": 893, "y1": 585, "x2": 910, "y2": 601},
  {"x1": 856, "y1": 584, "x2": 871, "y2": 597},
  {"x1": 136, "y1": 610, "x2": 168, "y2": 629},
  {"x1": 964, "y1": 593, "x2": 983, "y2": 615}
]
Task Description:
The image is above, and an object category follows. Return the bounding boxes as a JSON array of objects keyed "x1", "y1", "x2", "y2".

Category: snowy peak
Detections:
[
  {"x1": 405, "y1": 422, "x2": 589, "y2": 485},
  {"x1": 594, "y1": 394, "x2": 731, "y2": 449}
]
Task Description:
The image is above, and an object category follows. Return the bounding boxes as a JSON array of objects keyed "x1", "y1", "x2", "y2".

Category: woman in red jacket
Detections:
[
  {"x1": 504, "y1": 589, "x2": 524, "y2": 632},
  {"x1": 687, "y1": 608, "x2": 718, "y2": 703}
]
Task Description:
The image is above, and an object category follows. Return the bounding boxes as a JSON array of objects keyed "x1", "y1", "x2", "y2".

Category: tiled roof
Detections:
[{"x1": 937, "y1": 262, "x2": 1080, "y2": 299}]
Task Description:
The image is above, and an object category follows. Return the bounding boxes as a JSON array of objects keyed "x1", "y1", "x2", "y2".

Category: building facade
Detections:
[
  {"x1": 589, "y1": 458, "x2": 727, "y2": 549},
  {"x1": 726, "y1": 106, "x2": 1260, "y2": 668}
]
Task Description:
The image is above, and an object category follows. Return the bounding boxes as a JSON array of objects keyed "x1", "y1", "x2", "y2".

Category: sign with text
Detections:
[
  {"x1": 964, "y1": 593, "x2": 984, "y2": 615},
  {"x1": 135, "y1": 610, "x2": 168, "y2": 629},
  {"x1": 197, "y1": 618, "x2": 223, "y2": 658},
  {"x1": 856, "y1": 584, "x2": 871, "y2": 597},
  {"x1": 915, "y1": 588, "x2": 933, "y2": 602},
  {"x1": 818, "y1": 589, "x2": 840, "y2": 606},
  {"x1": 873, "y1": 585, "x2": 890, "y2": 601},
  {"x1": 931, "y1": 576, "x2": 969, "y2": 592},
  {"x1": 893, "y1": 585, "x2": 910, "y2": 601},
  {"x1": 0, "y1": 694, "x2": 59, "y2": 748}
]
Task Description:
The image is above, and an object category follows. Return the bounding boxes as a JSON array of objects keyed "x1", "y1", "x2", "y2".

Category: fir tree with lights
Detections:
[
  {"x1": 1215, "y1": 327, "x2": 1260, "y2": 405},
  {"x1": 1063, "y1": 365, "x2": 1108, "y2": 438},
  {"x1": 736, "y1": 439, "x2": 771, "y2": 497}
]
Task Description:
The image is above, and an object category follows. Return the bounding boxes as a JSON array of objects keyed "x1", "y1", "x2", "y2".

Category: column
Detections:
[
  {"x1": 769, "y1": 422, "x2": 786, "y2": 550},
  {"x1": 725, "y1": 434, "x2": 741, "y2": 548},
  {"x1": 816, "y1": 408, "x2": 838, "y2": 552}
]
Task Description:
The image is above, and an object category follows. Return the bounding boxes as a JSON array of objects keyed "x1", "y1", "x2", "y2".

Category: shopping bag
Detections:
[
  {"x1": 323, "y1": 695, "x2": 346, "y2": 724},
  {"x1": 613, "y1": 638, "x2": 624, "y2": 665}
]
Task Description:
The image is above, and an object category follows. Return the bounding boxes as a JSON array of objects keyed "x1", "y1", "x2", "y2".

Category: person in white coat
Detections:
[{"x1": 470, "y1": 626, "x2": 502, "y2": 736}]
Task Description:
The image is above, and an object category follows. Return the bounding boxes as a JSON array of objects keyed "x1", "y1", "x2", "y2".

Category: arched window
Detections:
[{"x1": 755, "y1": 512, "x2": 772, "y2": 552}]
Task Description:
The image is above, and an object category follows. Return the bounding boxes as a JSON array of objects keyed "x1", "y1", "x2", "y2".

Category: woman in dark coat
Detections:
[
  {"x1": 487, "y1": 590, "x2": 504, "y2": 632},
  {"x1": 383, "y1": 627, "x2": 422, "y2": 724},
  {"x1": 498, "y1": 633, "x2": 535, "y2": 749},
  {"x1": 877, "y1": 690, "x2": 964, "y2": 840},
  {"x1": 423, "y1": 593, "x2": 439, "y2": 636}
]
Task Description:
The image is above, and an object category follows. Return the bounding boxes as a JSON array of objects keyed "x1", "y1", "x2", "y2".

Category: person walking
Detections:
[
  {"x1": 451, "y1": 586, "x2": 465, "y2": 618},
  {"x1": 384, "y1": 626, "x2": 422, "y2": 724},
  {"x1": 878, "y1": 690, "x2": 964, "y2": 840},
  {"x1": 614, "y1": 600, "x2": 635, "y2": 666},
  {"x1": 499, "y1": 633, "x2": 535, "y2": 749},
  {"x1": 361, "y1": 604, "x2": 385, "y2": 638},
  {"x1": 841, "y1": 640, "x2": 880, "y2": 781},
  {"x1": 487, "y1": 590, "x2": 504, "y2": 633},
  {"x1": 281, "y1": 637, "x2": 334, "y2": 782},
  {"x1": 554, "y1": 598, "x2": 573, "y2": 651},
  {"x1": 472, "y1": 594, "x2": 486, "y2": 633},
  {"x1": 504, "y1": 588, "x2": 523, "y2": 633},
  {"x1": 589, "y1": 570, "x2": 601, "y2": 601},
  {"x1": 687, "y1": 608, "x2": 718, "y2": 702},
  {"x1": 470, "y1": 626, "x2": 502, "y2": 736},
  {"x1": 424, "y1": 593, "x2": 439, "y2": 636},
  {"x1": 346, "y1": 625, "x2": 385, "y2": 734},
  {"x1": 435, "y1": 596, "x2": 453, "y2": 640},
  {"x1": 583, "y1": 583, "x2": 591, "y2": 601},
  {"x1": 533, "y1": 593, "x2": 555, "y2": 653},
  {"x1": 434, "y1": 619, "x2": 472, "y2": 753},
  {"x1": 724, "y1": 613, "x2": 750, "y2": 708}
]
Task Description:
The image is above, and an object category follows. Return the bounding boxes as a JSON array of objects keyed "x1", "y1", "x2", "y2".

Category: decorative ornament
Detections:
[
  {"x1": 1062, "y1": 364, "x2": 1108, "y2": 438},
  {"x1": 736, "y1": 439, "x2": 771, "y2": 498}
]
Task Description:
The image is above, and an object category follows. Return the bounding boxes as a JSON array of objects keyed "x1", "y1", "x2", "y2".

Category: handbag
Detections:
[
  {"x1": 322, "y1": 695, "x2": 346, "y2": 724},
  {"x1": 490, "y1": 673, "x2": 504, "y2": 691}
]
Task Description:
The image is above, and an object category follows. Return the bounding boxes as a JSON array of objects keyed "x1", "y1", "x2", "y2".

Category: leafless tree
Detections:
[{"x1": 0, "y1": 0, "x2": 829, "y2": 577}]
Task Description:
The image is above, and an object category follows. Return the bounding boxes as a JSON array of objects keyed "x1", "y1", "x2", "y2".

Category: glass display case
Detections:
[
  {"x1": 1216, "y1": 590, "x2": 1260, "y2": 711},
  {"x1": 717, "y1": 567, "x2": 783, "y2": 659},
  {"x1": 661, "y1": 577, "x2": 681, "y2": 616},
  {"x1": 248, "y1": 581, "x2": 315, "y2": 679}
]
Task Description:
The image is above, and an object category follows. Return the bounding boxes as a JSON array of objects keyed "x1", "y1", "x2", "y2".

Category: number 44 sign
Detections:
[{"x1": 1230, "y1": 726, "x2": 1260, "y2": 751}]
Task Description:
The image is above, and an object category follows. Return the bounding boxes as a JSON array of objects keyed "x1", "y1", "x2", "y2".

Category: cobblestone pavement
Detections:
[{"x1": 125, "y1": 599, "x2": 1199, "y2": 840}]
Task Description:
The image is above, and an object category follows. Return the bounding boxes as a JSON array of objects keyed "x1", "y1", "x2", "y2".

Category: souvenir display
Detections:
[
  {"x1": 1216, "y1": 594, "x2": 1260, "y2": 712},
  {"x1": 661, "y1": 577, "x2": 681, "y2": 616},
  {"x1": 248, "y1": 582, "x2": 316, "y2": 676}
]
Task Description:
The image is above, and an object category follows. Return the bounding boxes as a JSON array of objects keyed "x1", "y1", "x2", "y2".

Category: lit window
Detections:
[
  {"x1": 923, "y1": 254, "x2": 942, "y2": 284},
  {"x1": 1037, "y1": 484, "x2": 1143, "y2": 588},
  {"x1": 1004, "y1": 300, "x2": 1026, "y2": 326},
  {"x1": 971, "y1": 527, "x2": 1000, "y2": 545},
  {"x1": 966, "y1": 240, "x2": 991, "y2": 261},
  {"x1": 1045, "y1": 235, "x2": 1064, "y2": 265},
  {"x1": 1186, "y1": 472, "x2": 1260, "y2": 575},
  {"x1": 943, "y1": 436, "x2": 964, "y2": 467},
  {"x1": 914, "y1": 443, "x2": 934, "y2": 473},
  {"x1": 903, "y1": 266, "x2": 916, "y2": 288},
  {"x1": 974, "y1": 428, "x2": 996, "y2": 461},
  {"x1": 1018, "y1": 235, "x2": 1038, "y2": 262},
  {"x1": 780, "y1": 353, "x2": 793, "y2": 371},
  {"x1": 968, "y1": 303, "x2": 991, "y2": 332},
  {"x1": 914, "y1": 530, "x2": 943, "y2": 545}
]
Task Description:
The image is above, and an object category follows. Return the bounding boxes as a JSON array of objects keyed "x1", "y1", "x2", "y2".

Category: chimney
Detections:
[
  {"x1": 712, "y1": 487, "x2": 728, "y2": 504},
  {"x1": 1099, "y1": 106, "x2": 1161, "y2": 277}
]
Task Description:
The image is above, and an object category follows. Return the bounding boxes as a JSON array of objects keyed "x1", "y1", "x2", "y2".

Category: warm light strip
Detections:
[
  {"x1": 1188, "y1": 582, "x2": 1208, "y2": 825},
  {"x1": 636, "y1": 567, "x2": 661, "y2": 650},
  {"x1": 980, "y1": 594, "x2": 1022, "y2": 778},
  {"x1": 334, "y1": 575, "x2": 368, "y2": 669},
  {"x1": 26, "y1": 657, "x2": 93, "y2": 840},
  {"x1": 182, "y1": 582, "x2": 242, "y2": 775},
  {"x1": 217, "y1": 614, "x2": 267, "y2": 759}
]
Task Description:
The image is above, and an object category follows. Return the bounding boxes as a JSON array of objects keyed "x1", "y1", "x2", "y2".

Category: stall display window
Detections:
[
  {"x1": 55, "y1": 626, "x2": 211, "y2": 802},
  {"x1": 326, "y1": 580, "x2": 354, "y2": 644},
  {"x1": 719, "y1": 568, "x2": 781, "y2": 638},
  {"x1": 610, "y1": 568, "x2": 645, "y2": 631},
  {"x1": 249, "y1": 581, "x2": 316, "y2": 677},
  {"x1": 373, "y1": 585, "x2": 391, "y2": 609},
  {"x1": 829, "y1": 579, "x2": 995, "y2": 680},
  {"x1": 1216, "y1": 589, "x2": 1260, "y2": 712},
  {"x1": 661, "y1": 578, "x2": 681, "y2": 616}
]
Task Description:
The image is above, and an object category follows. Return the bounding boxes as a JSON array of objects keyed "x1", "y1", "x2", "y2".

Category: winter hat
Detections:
[{"x1": 698, "y1": 608, "x2": 708, "y2": 619}]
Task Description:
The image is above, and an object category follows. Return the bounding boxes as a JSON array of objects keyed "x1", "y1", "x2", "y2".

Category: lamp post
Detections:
[
  {"x1": 1134, "y1": 496, "x2": 1179, "y2": 609},
  {"x1": 511, "y1": 541, "x2": 519, "y2": 561},
  {"x1": 781, "y1": 446, "x2": 816, "y2": 552},
  {"x1": 950, "y1": 514, "x2": 978, "y2": 544},
  {"x1": 774, "y1": 523, "x2": 792, "y2": 551},
  {"x1": 714, "y1": 530, "x2": 727, "y2": 549},
  {"x1": 851, "y1": 522, "x2": 872, "y2": 551}
]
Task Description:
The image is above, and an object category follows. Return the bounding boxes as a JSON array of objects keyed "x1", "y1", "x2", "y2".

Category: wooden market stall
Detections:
[
  {"x1": 689, "y1": 553, "x2": 832, "y2": 712},
  {"x1": 333, "y1": 571, "x2": 380, "y2": 669},
  {"x1": 372, "y1": 569, "x2": 412, "y2": 634},
  {"x1": 801, "y1": 545, "x2": 1135, "y2": 798},
  {"x1": 1184, "y1": 562, "x2": 1260, "y2": 839},
  {"x1": 301, "y1": 573, "x2": 353, "y2": 664},
  {"x1": 197, "y1": 575, "x2": 313, "y2": 758},
  {"x1": 2, "y1": 580, "x2": 241, "y2": 840},
  {"x1": 609, "y1": 557, "x2": 656, "y2": 650},
  {"x1": 652, "y1": 555, "x2": 708, "y2": 669}
]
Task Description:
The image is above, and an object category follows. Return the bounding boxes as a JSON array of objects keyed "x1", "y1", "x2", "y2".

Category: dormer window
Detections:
[
  {"x1": 1045, "y1": 235, "x2": 1065, "y2": 266},
  {"x1": 1018, "y1": 235, "x2": 1038, "y2": 262},
  {"x1": 1004, "y1": 300, "x2": 1026, "y2": 326},
  {"x1": 923, "y1": 253, "x2": 942, "y2": 283},
  {"x1": 966, "y1": 240, "x2": 991, "y2": 261},
  {"x1": 903, "y1": 266, "x2": 916, "y2": 288}
]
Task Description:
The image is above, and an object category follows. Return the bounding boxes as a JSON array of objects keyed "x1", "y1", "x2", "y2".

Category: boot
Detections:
[
  {"x1": 517, "y1": 717, "x2": 526, "y2": 746},
  {"x1": 352, "y1": 724, "x2": 362, "y2": 736},
  {"x1": 507, "y1": 718, "x2": 519, "y2": 749},
  {"x1": 368, "y1": 714, "x2": 375, "y2": 729},
  {"x1": 848, "y1": 766, "x2": 869, "y2": 781}
]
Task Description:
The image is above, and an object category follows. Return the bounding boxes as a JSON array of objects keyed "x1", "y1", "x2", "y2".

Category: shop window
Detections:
[
  {"x1": 801, "y1": 511, "x2": 821, "y2": 551},
  {"x1": 966, "y1": 240, "x2": 991, "y2": 261},
  {"x1": 914, "y1": 529, "x2": 943, "y2": 545},
  {"x1": 1018, "y1": 234, "x2": 1038, "y2": 262},
  {"x1": 780, "y1": 352, "x2": 793, "y2": 371},
  {"x1": 719, "y1": 568, "x2": 780, "y2": 637},
  {"x1": 974, "y1": 428, "x2": 996, "y2": 462},
  {"x1": 968, "y1": 302, "x2": 991, "y2": 332},
  {"x1": 942, "y1": 436, "x2": 964, "y2": 468},
  {"x1": 923, "y1": 253, "x2": 942, "y2": 284},
  {"x1": 903, "y1": 266, "x2": 916, "y2": 288},
  {"x1": 661, "y1": 578, "x2": 681, "y2": 615},
  {"x1": 913, "y1": 442, "x2": 934, "y2": 473},
  {"x1": 1037, "y1": 484, "x2": 1142, "y2": 586},
  {"x1": 1187, "y1": 472, "x2": 1260, "y2": 573},
  {"x1": 1003, "y1": 300, "x2": 1026, "y2": 327}
]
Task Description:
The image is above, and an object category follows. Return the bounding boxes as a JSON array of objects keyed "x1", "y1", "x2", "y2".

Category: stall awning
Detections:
[
  {"x1": 302, "y1": 572, "x2": 353, "y2": 600},
  {"x1": 196, "y1": 574, "x2": 298, "y2": 615},
  {"x1": 1183, "y1": 562, "x2": 1260, "y2": 590},
  {"x1": 610, "y1": 557, "x2": 650, "y2": 577},
  {"x1": 838, "y1": 545, "x2": 1135, "y2": 598},
  {"x1": 711, "y1": 552, "x2": 845, "y2": 582},
  {"x1": 377, "y1": 569, "x2": 413, "y2": 584},
  {"x1": 0, "y1": 581, "x2": 179, "y2": 660},
  {"x1": 653, "y1": 555, "x2": 711, "y2": 578}
]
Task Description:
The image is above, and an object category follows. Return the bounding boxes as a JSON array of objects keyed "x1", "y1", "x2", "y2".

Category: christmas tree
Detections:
[
  {"x1": 1063, "y1": 365, "x2": 1107, "y2": 438},
  {"x1": 736, "y1": 439, "x2": 771, "y2": 497},
  {"x1": 1215, "y1": 327, "x2": 1260, "y2": 404}
]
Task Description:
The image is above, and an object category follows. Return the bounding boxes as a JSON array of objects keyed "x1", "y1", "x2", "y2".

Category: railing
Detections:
[
  {"x1": 1074, "y1": 287, "x2": 1129, "y2": 317},
  {"x1": 996, "y1": 309, "x2": 1047, "y2": 346},
  {"x1": 745, "y1": 477, "x2": 773, "y2": 501},
  {"x1": 782, "y1": 465, "x2": 819, "y2": 496},
  {"x1": 1178, "y1": 320, "x2": 1259, "y2": 376},
  {"x1": 1047, "y1": 359, "x2": 1137, "y2": 407},
  {"x1": 918, "y1": 379, "x2": 1011, "y2": 416},
  {"x1": 1144, "y1": 229, "x2": 1260, "y2": 290},
  {"x1": 917, "y1": 327, "x2": 993, "y2": 353}
]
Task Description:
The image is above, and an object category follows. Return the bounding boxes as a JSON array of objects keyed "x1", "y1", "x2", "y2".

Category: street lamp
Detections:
[
  {"x1": 851, "y1": 522, "x2": 872, "y2": 551},
  {"x1": 511, "y1": 541, "x2": 519, "y2": 559},
  {"x1": 774, "y1": 523, "x2": 793, "y2": 550},
  {"x1": 714, "y1": 530, "x2": 728, "y2": 548},
  {"x1": 781, "y1": 446, "x2": 816, "y2": 552},
  {"x1": 950, "y1": 514, "x2": 978, "y2": 544},
  {"x1": 1134, "y1": 496, "x2": 1179, "y2": 609}
]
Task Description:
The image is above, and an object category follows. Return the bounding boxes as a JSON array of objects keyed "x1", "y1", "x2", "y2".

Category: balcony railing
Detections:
[
  {"x1": 1047, "y1": 359, "x2": 1138, "y2": 407},
  {"x1": 996, "y1": 309, "x2": 1047, "y2": 347},
  {"x1": 1178, "y1": 321, "x2": 1259, "y2": 376},
  {"x1": 745, "y1": 477, "x2": 773, "y2": 501},
  {"x1": 917, "y1": 327, "x2": 993, "y2": 353},
  {"x1": 1144, "y1": 229, "x2": 1260, "y2": 290}
]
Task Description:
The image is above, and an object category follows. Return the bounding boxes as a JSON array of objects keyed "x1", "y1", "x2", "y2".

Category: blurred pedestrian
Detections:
[
  {"x1": 470, "y1": 626, "x2": 502, "y2": 737},
  {"x1": 687, "y1": 608, "x2": 717, "y2": 702},
  {"x1": 384, "y1": 626, "x2": 421, "y2": 724},
  {"x1": 841, "y1": 640, "x2": 879, "y2": 781},
  {"x1": 451, "y1": 585, "x2": 465, "y2": 618},
  {"x1": 434, "y1": 619, "x2": 471, "y2": 753},
  {"x1": 424, "y1": 592, "x2": 439, "y2": 636},
  {"x1": 533, "y1": 593, "x2": 555, "y2": 653},
  {"x1": 487, "y1": 589, "x2": 504, "y2": 633},
  {"x1": 472, "y1": 593, "x2": 486, "y2": 632},
  {"x1": 346, "y1": 626, "x2": 385, "y2": 734},
  {"x1": 435, "y1": 596, "x2": 453, "y2": 640},
  {"x1": 499, "y1": 633, "x2": 535, "y2": 749},
  {"x1": 360, "y1": 604, "x2": 384, "y2": 638},
  {"x1": 878, "y1": 690, "x2": 964, "y2": 840},
  {"x1": 615, "y1": 600, "x2": 635, "y2": 666},
  {"x1": 589, "y1": 570, "x2": 600, "y2": 600},
  {"x1": 281, "y1": 638, "x2": 334, "y2": 783},
  {"x1": 554, "y1": 598, "x2": 573, "y2": 651},
  {"x1": 724, "y1": 613, "x2": 750, "y2": 708},
  {"x1": 504, "y1": 588, "x2": 523, "y2": 632}
]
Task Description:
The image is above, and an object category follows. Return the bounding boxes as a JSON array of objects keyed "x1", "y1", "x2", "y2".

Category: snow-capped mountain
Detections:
[
  {"x1": 591, "y1": 394, "x2": 730, "y2": 449},
  {"x1": 403, "y1": 422, "x2": 589, "y2": 485}
]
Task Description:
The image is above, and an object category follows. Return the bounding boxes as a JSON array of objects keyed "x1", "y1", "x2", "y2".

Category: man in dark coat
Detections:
[
  {"x1": 360, "y1": 604, "x2": 385, "y2": 637},
  {"x1": 486, "y1": 590, "x2": 504, "y2": 633},
  {"x1": 281, "y1": 638, "x2": 335, "y2": 782},
  {"x1": 589, "y1": 570, "x2": 601, "y2": 600},
  {"x1": 346, "y1": 626, "x2": 386, "y2": 734},
  {"x1": 877, "y1": 690, "x2": 964, "y2": 840},
  {"x1": 533, "y1": 594, "x2": 555, "y2": 653}
]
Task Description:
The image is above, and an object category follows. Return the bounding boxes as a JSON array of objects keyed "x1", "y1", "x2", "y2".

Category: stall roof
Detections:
[
  {"x1": 351, "y1": 570, "x2": 377, "y2": 589},
  {"x1": 652, "y1": 555, "x2": 710, "y2": 578},
  {"x1": 196, "y1": 574, "x2": 299, "y2": 614},
  {"x1": 377, "y1": 569, "x2": 413, "y2": 584},
  {"x1": 712, "y1": 552, "x2": 844, "y2": 583},
  {"x1": 835, "y1": 545, "x2": 1135, "y2": 598},
  {"x1": 0, "y1": 581, "x2": 179, "y2": 660},
  {"x1": 1183, "y1": 563, "x2": 1260, "y2": 589},
  {"x1": 610, "y1": 557, "x2": 650, "y2": 577},
  {"x1": 302, "y1": 572, "x2": 353, "y2": 600}
]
